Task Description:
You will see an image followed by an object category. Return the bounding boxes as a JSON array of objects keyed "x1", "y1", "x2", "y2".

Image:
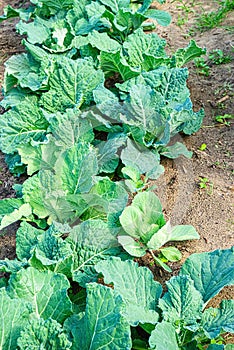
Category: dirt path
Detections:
[{"x1": 0, "y1": 0, "x2": 233, "y2": 303}]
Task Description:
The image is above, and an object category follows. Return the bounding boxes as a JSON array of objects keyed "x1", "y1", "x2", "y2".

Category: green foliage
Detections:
[
  {"x1": 1, "y1": 0, "x2": 232, "y2": 348},
  {"x1": 118, "y1": 191, "x2": 199, "y2": 270},
  {"x1": 0, "y1": 243, "x2": 233, "y2": 349},
  {"x1": 209, "y1": 49, "x2": 233, "y2": 65},
  {"x1": 194, "y1": 0, "x2": 234, "y2": 32}
]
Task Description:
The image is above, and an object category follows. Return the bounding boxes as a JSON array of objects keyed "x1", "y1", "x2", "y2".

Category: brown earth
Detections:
[{"x1": 0, "y1": 0, "x2": 233, "y2": 312}]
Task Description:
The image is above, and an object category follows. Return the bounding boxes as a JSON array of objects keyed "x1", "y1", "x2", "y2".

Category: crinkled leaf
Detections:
[
  {"x1": 3, "y1": 53, "x2": 42, "y2": 92},
  {"x1": 120, "y1": 84, "x2": 166, "y2": 140},
  {"x1": 55, "y1": 142, "x2": 98, "y2": 194},
  {"x1": 8, "y1": 267, "x2": 73, "y2": 323},
  {"x1": 40, "y1": 57, "x2": 104, "y2": 112},
  {"x1": 68, "y1": 283, "x2": 132, "y2": 350},
  {"x1": 182, "y1": 108, "x2": 205, "y2": 135},
  {"x1": 29, "y1": 229, "x2": 74, "y2": 277},
  {"x1": 68, "y1": 219, "x2": 121, "y2": 287},
  {"x1": 17, "y1": 318, "x2": 72, "y2": 350},
  {"x1": 16, "y1": 222, "x2": 44, "y2": 260},
  {"x1": 180, "y1": 247, "x2": 234, "y2": 304},
  {"x1": 123, "y1": 28, "x2": 166, "y2": 69},
  {"x1": 0, "y1": 98, "x2": 48, "y2": 153},
  {"x1": 121, "y1": 138, "x2": 164, "y2": 179},
  {"x1": 96, "y1": 134, "x2": 126, "y2": 173},
  {"x1": 96, "y1": 257, "x2": 162, "y2": 325},
  {"x1": 202, "y1": 300, "x2": 234, "y2": 339},
  {"x1": 0, "y1": 259, "x2": 28, "y2": 273},
  {"x1": 159, "y1": 276, "x2": 203, "y2": 330},
  {"x1": 174, "y1": 40, "x2": 206, "y2": 67},
  {"x1": 0, "y1": 289, "x2": 32, "y2": 350},
  {"x1": 100, "y1": 51, "x2": 138, "y2": 80},
  {"x1": 0, "y1": 203, "x2": 32, "y2": 231},
  {"x1": 31, "y1": 0, "x2": 73, "y2": 14},
  {"x1": 89, "y1": 178, "x2": 129, "y2": 215}
]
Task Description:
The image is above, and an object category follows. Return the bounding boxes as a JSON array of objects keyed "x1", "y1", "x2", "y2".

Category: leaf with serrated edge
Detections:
[
  {"x1": 180, "y1": 247, "x2": 234, "y2": 304},
  {"x1": 96, "y1": 257, "x2": 162, "y2": 326}
]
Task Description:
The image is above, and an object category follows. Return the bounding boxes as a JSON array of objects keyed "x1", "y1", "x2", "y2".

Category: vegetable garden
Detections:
[{"x1": 0, "y1": 0, "x2": 233, "y2": 349}]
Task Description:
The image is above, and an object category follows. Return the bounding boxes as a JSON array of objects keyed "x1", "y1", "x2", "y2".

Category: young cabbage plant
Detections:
[{"x1": 118, "y1": 191, "x2": 199, "y2": 271}]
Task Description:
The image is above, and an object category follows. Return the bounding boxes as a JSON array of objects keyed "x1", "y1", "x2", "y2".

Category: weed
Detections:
[
  {"x1": 194, "y1": 0, "x2": 234, "y2": 32},
  {"x1": 171, "y1": 0, "x2": 196, "y2": 14},
  {"x1": 209, "y1": 49, "x2": 233, "y2": 64},
  {"x1": 199, "y1": 143, "x2": 207, "y2": 151},
  {"x1": 198, "y1": 177, "x2": 214, "y2": 195},
  {"x1": 215, "y1": 114, "x2": 234, "y2": 126},
  {"x1": 194, "y1": 57, "x2": 210, "y2": 76}
]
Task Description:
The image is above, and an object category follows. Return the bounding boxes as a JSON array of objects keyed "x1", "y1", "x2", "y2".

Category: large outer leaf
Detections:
[
  {"x1": 88, "y1": 30, "x2": 121, "y2": 52},
  {"x1": 17, "y1": 318, "x2": 72, "y2": 350},
  {"x1": 159, "y1": 276, "x2": 203, "y2": 330},
  {"x1": 68, "y1": 219, "x2": 121, "y2": 286},
  {"x1": 0, "y1": 289, "x2": 31, "y2": 350},
  {"x1": 16, "y1": 18, "x2": 50, "y2": 45},
  {"x1": 55, "y1": 142, "x2": 98, "y2": 194},
  {"x1": 180, "y1": 247, "x2": 234, "y2": 304},
  {"x1": 121, "y1": 84, "x2": 164, "y2": 134},
  {"x1": 149, "y1": 322, "x2": 179, "y2": 350},
  {"x1": 100, "y1": 50, "x2": 138, "y2": 80},
  {"x1": 0, "y1": 198, "x2": 24, "y2": 222},
  {"x1": 0, "y1": 203, "x2": 32, "y2": 231},
  {"x1": 98, "y1": 0, "x2": 130, "y2": 13},
  {"x1": 31, "y1": 0, "x2": 73, "y2": 13},
  {"x1": 48, "y1": 110, "x2": 94, "y2": 147},
  {"x1": 123, "y1": 28, "x2": 166, "y2": 68},
  {"x1": 23, "y1": 174, "x2": 49, "y2": 218},
  {"x1": 4, "y1": 53, "x2": 41, "y2": 92},
  {"x1": 8, "y1": 267, "x2": 73, "y2": 323},
  {"x1": 40, "y1": 57, "x2": 104, "y2": 112},
  {"x1": 0, "y1": 98, "x2": 48, "y2": 153},
  {"x1": 202, "y1": 300, "x2": 234, "y2": 339},
  {"x1": 120, "y1": 138, "x2": 164, "y2": 179},
  {"x1": 70, "y1": 283, "x2": 132, "y2": 350},
  {"x1": 96, "y1": 257, "x2": 162, "y2": 325},
  {"x1": 16, "y1": 222, "x2": 44, "y2": 260},
  {"x1": 96, "y1": 134, "x2": 126, "y2": 173},
  {"x1": 89, "y1": 178, "x2": 128, "y2": 214}
]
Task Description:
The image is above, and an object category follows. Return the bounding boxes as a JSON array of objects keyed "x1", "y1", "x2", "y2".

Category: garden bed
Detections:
[{"x1": 0, "y1": 0, "x2": 233, "y2": 348}]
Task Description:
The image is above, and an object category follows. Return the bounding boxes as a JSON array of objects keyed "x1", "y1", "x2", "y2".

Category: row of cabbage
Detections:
[{"x1": 0, "y1": 0, "x2": 233, "y2": 349}]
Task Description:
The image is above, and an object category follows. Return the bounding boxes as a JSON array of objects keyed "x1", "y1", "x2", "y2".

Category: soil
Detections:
[{"x1": 0, "y1": 0, "x2": 233, "y2": 310}]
